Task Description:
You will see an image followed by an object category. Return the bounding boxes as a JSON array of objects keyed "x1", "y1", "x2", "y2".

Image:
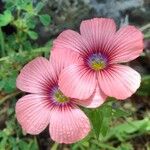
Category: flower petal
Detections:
[
  {"x1": 16, "y1": 57, "x2": 56, "y2": 93},
  {"x1": 50, "y1": 48, "x2": 82, "y2": 75},
  {"x1": 80, "y1": 18, "x2": 116, "y2": 53},
  {"x1": 15, "y1": 94, "x2": 51, "y2": 134},
  {"x1": 49, "y1": 105, "x2": 90, "y2": 144},
  {"x1": 53, "y1": 29, "x2": 90, "y2": 54},
  {"x1": 74, "y1": 84, "x2": 107, "y2": 108},
  {"x1": 59, "y1": 64, "x2": 96, "y2": 99},
  {"x1": 109, "y1": 25, "x2": 143, "y2": 63},
  {"x1": 98, "y1": 65, "x2": 141, "y2": 99}
]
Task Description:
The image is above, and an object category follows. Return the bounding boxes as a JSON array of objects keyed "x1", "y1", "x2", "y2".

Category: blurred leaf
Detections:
[
  {"x1": 29, "y1": 137, "x2": 39, "y2": 150},
  {"x1": 104, "y1": 118, "x2": 150, "y2": 142},
  {"x1": 35, "y1": 2, "x2": 45, "y2": 13},
  {"x1": 26, "y1": 18, "x2": 36, "y2": 29},
  {"x1": 51, "y1": 142, "x2": 59, "y2": 150},
  {"x1": 3, "y1": 76, "x2": 17, "y2": 93},
  {"x1": 0, "y1": 80, "x2": 5, "y2": 90},
  {"x1": 117, "y1": 143, "x2": 134, "y2": 150},
  {"x1": 137, "y1": 75, "x2": 150, "y2": 96},
  {"x1": 0, "y1": 10, "x2": 13, "y2": 27},
  {"x1": 19, "y1": 141, "x2": 30, "y2": 150},
  {"x1": 99, "y1": 105, "x2": 112, "y2": 137},
  {"x1": 144, "y1": 32, "x2": 150, "y2": 39},
  {"x1": 88, "y1": 109, "x2": 103, "y2": 138},
  {"x1": 23, "y1": 3, "x2": 33, "y2": 13},
  {"x1": 0, "y1": 27, "x2": 5, "y2": 56},
  {"x1": 39, "y1": 14, "x2": 51, "y2": 26},
  {"x1": 13, "y1": 18, "x2": 27, "y2": 30},
  {"x1": 87, "y1": 104, "x2": 112, "y2": 138},
  {"x1": 7, "y1": 108, "x2": 14, "y2": 115},
  {"x1": 4, "y1": 1, "x2": 15, "y2": 10},
  {"x1": 0, "y1": 137, "x2": 7, "y2": 150},
  {"x1": 27, "y1": 31, "x2": 38, "y2": 40},
  {"x1": 112, "y1": 108, "x2": 131, "y2": 118},
  {"x1": 93, "y1": 141, "x2": 116, "y2": 150}
]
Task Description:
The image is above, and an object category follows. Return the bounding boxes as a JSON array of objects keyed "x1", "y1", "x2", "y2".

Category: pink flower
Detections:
[
  {"x1": 52, "y1": 18, "x2": 143, "y2": 100},
  {"x1": 15, "y1": 56, "x2": 102, "y2": 144}
]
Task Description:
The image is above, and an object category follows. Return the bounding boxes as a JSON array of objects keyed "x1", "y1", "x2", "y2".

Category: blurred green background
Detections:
[{"x1": 0, "y1": 0, "x2": 150, "y2": 150}]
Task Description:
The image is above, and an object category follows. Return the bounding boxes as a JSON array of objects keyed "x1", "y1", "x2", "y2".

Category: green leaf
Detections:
[
  {"x1": 104, "y1": 118, "x2": 150, "y2": 142},
  {"x1": 27, "y1": 31, "x2": 38, "y2": 40},
  {"x1": 118, "y1": 143, "x2": 134, "y2": 150},
  {"x1": 39, "y1": 14, "x2": 51, "y2": 26},
  {"x1": 28, "y1": 138, "x2": 39, "y2": 150},
  {"x1": 0, "y1": 27, "x2": 5, "y2": 56},
  {"x1": 112, "y1": 108, "x2": 131, "y2": 118},
  {"x1": 99, "y1": 105, "x2": 112, "y2": 136},
  {"x1": 0, "y1": 10, "x2": 13, "y2": 27},
  {"x1": 93, "y1": 141, "x2": 116, "y2": 150},
  {"x1": 26, "y1": 18, "x2": 36, "y2": 29},
  {"x1": 22, "y1": 3, "x2": 33, "y2": 13},
  {"x1": 18, "y1": 141, "x2": 29, "y2": 150},
  {"x1": 137, "y1": 75, "x2": 150, "y2": 96},
  {"x1": 3, "y1": 76, "x2": 16, "y2": 93},
  {"x1": 35, "y1": 2, "x2": 45, "y2": 13},
  {"x1": 0, "y1": 80, "x2": 5, "y2": 90},
  {"x1": 87, "y1": 109, "x2": 102, "y2": 139},
  {"x1": 87, "y1": 104, "x2": 112, "y2": 138}
]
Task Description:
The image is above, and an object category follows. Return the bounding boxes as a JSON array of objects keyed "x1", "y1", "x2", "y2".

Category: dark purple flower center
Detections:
[{"x1": 87, "y1": 53, "x2": 107, "y2": 71}]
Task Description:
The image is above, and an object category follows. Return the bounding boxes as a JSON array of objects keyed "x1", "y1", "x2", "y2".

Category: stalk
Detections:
[{"x1": 0, "y1": 27, "x2": 5, "y2": 56}]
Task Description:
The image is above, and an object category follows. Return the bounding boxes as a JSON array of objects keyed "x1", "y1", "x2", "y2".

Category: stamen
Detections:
[
  {"x1": 54, "y1": 89, "x2": 69, "y2": 103},
  {"x1": 88, "y1": 53, "x2": 107, "y2": 71}
]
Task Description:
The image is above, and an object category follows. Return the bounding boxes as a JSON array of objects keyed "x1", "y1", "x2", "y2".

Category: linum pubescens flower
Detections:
[
  {"x1": 52, "y1": 18, "x2": 143, "y2": 101},
  {"x1": 15, "y1": 17, "x2": 144, "y2": 144},
  {"x1": 15, "y1": 56, "x2": 99, "y2": 144}
]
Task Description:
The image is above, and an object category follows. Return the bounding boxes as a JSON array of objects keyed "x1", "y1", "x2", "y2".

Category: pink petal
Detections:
[
  {"x1": 109, "y1": 25, "x2": 143, "y2": 63},
  {"x1": 74, "y1": 84, "x2": 107, "y2": 108},
  {"x1": 16, "y1": 57, "x2": 56, "y2": 93},
  {"x1": 59, "y1": 64, "x2": 96, "y2": 99},
  {"x1": 80, "y1": 18, "x2": 116, "y2": 53},
  {"x1": 15, "y1": 94, "x2": 51, "y2": 134},
  {"x1": 50, "y1": 48, "x2": 82, "y2": 75},
  {"x1": 98, "y1": 65, "x2": 141, "y2": 99},
  {"x1": 53, "y1": 29, "x2": 90, "y2": 54},
  {"x1": 49, "y1": 105, "x2": 90, "y2": 144}
]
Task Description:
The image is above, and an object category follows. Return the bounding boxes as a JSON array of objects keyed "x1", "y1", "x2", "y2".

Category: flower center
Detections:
[
  {"x1": 54, "y1": 89, "x2": 69, "y2": 103},
  {"x1": 88, "y1": 53, "x2": 107, "y2": 71}
]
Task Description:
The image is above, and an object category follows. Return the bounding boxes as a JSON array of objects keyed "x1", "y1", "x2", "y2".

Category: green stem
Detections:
[
  {"x1": 51, "y1": 142, "x2": 59, "y2": 150},
  {"x1": 144, "y1": 33, "x2": 150, "y2": 39},
  {"x1": 0, "y1": 91, "x2": 21, "y2": 106},
  {"x1": 140, "y1": 23, "x2": 150, "y2": 32},
  {"x1": 0, "y1": 27, "x2": 5, "y2": 56}
]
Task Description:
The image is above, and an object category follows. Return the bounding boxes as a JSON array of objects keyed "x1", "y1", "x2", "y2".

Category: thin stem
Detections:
[
  {"x1": 0, "y1": 27, "x2": 5, "y2": 56},
  {"x1": 140, "y1": 23, "x2": 150, "y2": 32},
  {"x1": 51, "y1": 142, "x2": 59, "y2": 150},
  {"x1": 0, "y1": 91, "x2": 21, "y2": 106},
  {"x1": 144, "y1": 33, "x2": 150, "y2": 39}
]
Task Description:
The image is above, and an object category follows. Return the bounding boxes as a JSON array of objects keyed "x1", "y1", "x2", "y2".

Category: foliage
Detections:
[
  {"x1": 0, "y1": 104, "x2": 39, "y2": 150},
  {"x1": 137, "y1": 75, "x2": 150, "y2": 96},
  {"x1": 0, "y1": 1, "x2": 51, "y2": 148},
  {"x1": 0, "y1": 0, "x2": 51, "y2": 57},
  {"x1": 0, "y1": 46, "x2": 51, "y2": 94}
]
